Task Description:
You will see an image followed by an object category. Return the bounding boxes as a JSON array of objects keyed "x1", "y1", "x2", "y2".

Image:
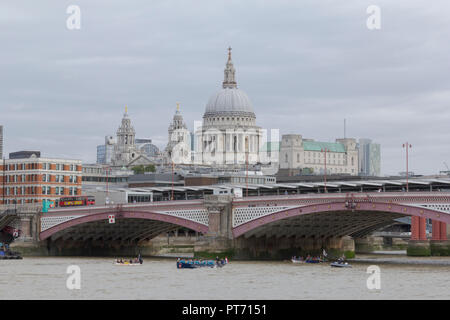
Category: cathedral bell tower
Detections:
[
  {"x1": 112, "y1": 106, "x2": 139, "y2": 166},
  {"x1": 165, "y1": 103, "x2": 191, "y2": 165}
]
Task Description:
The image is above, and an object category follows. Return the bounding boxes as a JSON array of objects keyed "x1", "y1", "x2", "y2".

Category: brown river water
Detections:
[{"x1": 0, "y1": 256, "x2": 449, "y2": 299}]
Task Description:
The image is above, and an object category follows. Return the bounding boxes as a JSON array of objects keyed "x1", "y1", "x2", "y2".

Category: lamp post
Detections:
[
  {"x1": 2, "y1": 157, "x2": 5, "y2": 205},
  {"x1": 171, "y1": 160, "x2": 174, "y2": 201},
  {"x1": 402, "y1": 143, "x2": 412, "y2": 192},
  {"x1": 245, "y1": 138, "x2": 249, "y2": 198},
  {"x1": 105, "y1": 166, "x2": 111, "y2": 205},
  {"x1": 321, "y1": 148, "x2": 329, "y2": 193}
]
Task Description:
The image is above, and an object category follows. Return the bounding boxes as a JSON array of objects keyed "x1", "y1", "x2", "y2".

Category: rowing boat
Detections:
[
  {"x1": 114, "y1": 262, "x2": 142, "y2": 266},
  {"x1": 291, "y1": 258, "x2": 305, "y2": 263},
  {"x1": 330, "y1": 262, "x2": 352, "y2": 268}
]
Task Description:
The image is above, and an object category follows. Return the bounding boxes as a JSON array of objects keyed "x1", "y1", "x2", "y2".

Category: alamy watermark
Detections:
[
  {"x1": 66, "y1": 265, "x2": 81, "y2": 290},
  {"x1": 367, "y1": 5, "x2": 381, "y2": 30},
  {"x1": 366, "y1": 265, "x2": 381, "y2": 290},
  {"x1": 66, "y1": 5, "x2": 81, "y2": 30}
]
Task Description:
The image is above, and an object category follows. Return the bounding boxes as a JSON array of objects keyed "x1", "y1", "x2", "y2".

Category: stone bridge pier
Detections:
[{"x1": 193, "y1": 195, "x2": 234, "y2": 256}]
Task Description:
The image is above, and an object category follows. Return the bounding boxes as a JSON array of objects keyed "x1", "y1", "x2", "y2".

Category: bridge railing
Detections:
[
  {"x1": 0, "y1": 204, "x2": 42, "y2": 214},
  {"x1": 46, "y1": 199, "x2": 205, "y2": 213},
  {"x1": 232, "y1": 191, "x2": 450, "y2": 203}
]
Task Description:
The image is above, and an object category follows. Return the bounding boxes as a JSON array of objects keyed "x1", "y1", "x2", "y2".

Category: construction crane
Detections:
[{"x1": 442, "y1": 162, "x2": 450, "y2": 175}]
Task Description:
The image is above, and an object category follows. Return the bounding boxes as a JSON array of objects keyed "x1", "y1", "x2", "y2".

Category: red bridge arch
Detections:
[
  {"x1": 40, "y1": 210, "x2": 209, "y2": 241},
  {"x1": 232, "y1": 201, "x2": 450, "y2": 238}
]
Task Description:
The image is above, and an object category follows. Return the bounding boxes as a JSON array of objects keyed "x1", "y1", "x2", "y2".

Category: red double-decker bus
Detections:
[{"x1": 58, "y1": 196, "x2": 95, "y2": 207}]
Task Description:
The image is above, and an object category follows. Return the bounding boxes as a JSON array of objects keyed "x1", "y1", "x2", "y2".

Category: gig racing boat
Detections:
[
  {"x1": 0, "y1": 242, "x2": 22, "y2": 260},
  {"x1": 0, "y1": 252, "x2": 22, "y2": 260},
  {"x1": 176, "y1": 258, "x2": 228, "y2": 269},
  {"x1": 114, "y1": 255, "x2": 143, "y2": 266},
  {"x1": 114, "y1": 261, "x2": 142, "y2": 266},
  {"x1": 306, "y1": 259, "x2": 321, "y2": 264},
  {"x1": 291, "y1": 256, "x2": 324, "y2": 264}
]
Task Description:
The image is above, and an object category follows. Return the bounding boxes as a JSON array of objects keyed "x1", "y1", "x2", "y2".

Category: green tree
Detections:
[
  {"x1": 144, "y1": 164, "x2": 156, "y2": 172},
  {"x1": 132, "y1": 165, "x2": 145, "y2": 174}
]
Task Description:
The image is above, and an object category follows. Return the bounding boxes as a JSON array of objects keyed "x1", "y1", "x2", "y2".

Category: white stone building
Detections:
[
  {"x1": 279, "y1": 134, "x2": 359, "y2": 175},
  {"x1": 111, "y1": 107, "x2": 152, "y2": 168},
  {"x1": 0, "y1": 125, "x2": 3, "y2": 159},
  {"x1": 164, "y1": 104, "x2": 191, "y2": 165},
  {"x1": 195, "y1": 48, "x2": 262, "y2": 167}
]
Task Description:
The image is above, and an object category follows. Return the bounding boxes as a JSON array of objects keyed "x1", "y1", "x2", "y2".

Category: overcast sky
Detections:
[{"x1": 1, "y1": 1, "x2": 450, "y2": 176}]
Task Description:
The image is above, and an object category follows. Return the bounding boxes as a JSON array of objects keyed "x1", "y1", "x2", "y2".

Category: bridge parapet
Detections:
[
  {"x1": 232, "y1": 192, "x2": 450, "y2": 206},
  {"x1": 0, "y1": 204, "x2": 41, "y2": 215}
]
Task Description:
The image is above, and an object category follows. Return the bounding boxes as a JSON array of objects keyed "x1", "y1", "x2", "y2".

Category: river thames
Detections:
[{"x1": 0, "y1": 256, "x2": 449, "y2": 300}]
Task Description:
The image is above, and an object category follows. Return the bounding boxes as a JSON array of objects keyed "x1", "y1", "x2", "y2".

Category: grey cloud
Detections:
[{"x1": 1, "y1": 0, "x2": 450, "y2": 175}]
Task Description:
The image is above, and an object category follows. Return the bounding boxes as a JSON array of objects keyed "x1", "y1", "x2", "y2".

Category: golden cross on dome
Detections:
[
  {"x1": 125, "y1": 105, "x2": 128, "y2": 113},
  {"x1": 176, "y1": 102, "x2": 180, "y2": 111}
]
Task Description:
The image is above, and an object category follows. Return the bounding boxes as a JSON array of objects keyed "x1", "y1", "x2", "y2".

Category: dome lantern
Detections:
[{"x1": 203, "y1": 48, "x2": 255, "y2": 119}]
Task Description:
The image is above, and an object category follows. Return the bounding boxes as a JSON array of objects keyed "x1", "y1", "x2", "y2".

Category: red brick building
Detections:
[{"x1": 0, "y1": 152, "x2": 82, "y2": 205}]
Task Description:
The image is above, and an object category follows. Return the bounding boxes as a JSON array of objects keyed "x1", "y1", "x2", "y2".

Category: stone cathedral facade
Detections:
[{"x1": 194, "y1": 48, "x2": 262, "y2": 167}]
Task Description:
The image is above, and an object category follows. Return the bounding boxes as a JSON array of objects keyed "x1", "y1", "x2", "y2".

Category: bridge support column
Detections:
[
  {"x1": 440, "y1": 222, "x2": 447, "y2": 241},
  {"x1": 194, "y1": 195, "x2": 234, "y2": 257},
  {"x1": 15, "y1": 213, "x2": 39, "y2": 243},
  {"x1": 432, "y1": 220, "x2": 441, "y2": 241},
  {"x1": 19, "y1": 217, "x2": 32, "y2": 240},
  {"x1": 410, "y1": 216, "x2": 427, "y2": 240},
  {"x1": 408, "y1": 216, "x2": 430, "y2": 256},
  {"x1": 354, "y1": 236, "x2": 384, "y2": 253},
  {"x1": 411, "y1": 216, "x2": 419, "y2": 240},
  {"x1": 430, "y1": 221, "x2": 450, "y2": 256},
  {"x1": 407, "y1": 240, "x2": 431, "y2": 256},
  {"x1": 418, "y1": 217, "x2": 427, "y2": 240}
]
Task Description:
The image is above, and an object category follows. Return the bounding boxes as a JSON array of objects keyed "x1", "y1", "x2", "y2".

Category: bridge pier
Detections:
[
  {"x1": 193, "y1": 195, "x2": 234, "y2": 258},
  {"x1": 407, "y1": 240, "x2": 431, "y2": 256},
  {"x1": 407, "y1": 216, "x2": 431, "y2": 256},
  {"x1": 408, "y1": 218, "x2": 449, "y2": 256},
  {"x1": 354, "y1": 236, "x2": 383, "y2": 253},
  {"x1": 429, "y1": 220, "x2": 450, "y2": 256}
]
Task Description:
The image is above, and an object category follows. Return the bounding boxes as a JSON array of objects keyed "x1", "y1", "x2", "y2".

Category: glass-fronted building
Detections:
[{"x1": 358, "y1": 138, "x2": 381, "y2": 176}]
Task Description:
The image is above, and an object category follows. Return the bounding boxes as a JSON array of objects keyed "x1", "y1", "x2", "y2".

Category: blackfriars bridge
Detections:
[{"x1": 2, "y1": 192, "x2": 450, "y2": 257}]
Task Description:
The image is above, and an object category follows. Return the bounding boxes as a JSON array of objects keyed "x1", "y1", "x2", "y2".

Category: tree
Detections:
[
  {"x1": 132, "y1": 165, "x2": 145, "y2": 174},
  {"x1": 132, "y1": 164, "x2": 156, "y2": 174}
]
